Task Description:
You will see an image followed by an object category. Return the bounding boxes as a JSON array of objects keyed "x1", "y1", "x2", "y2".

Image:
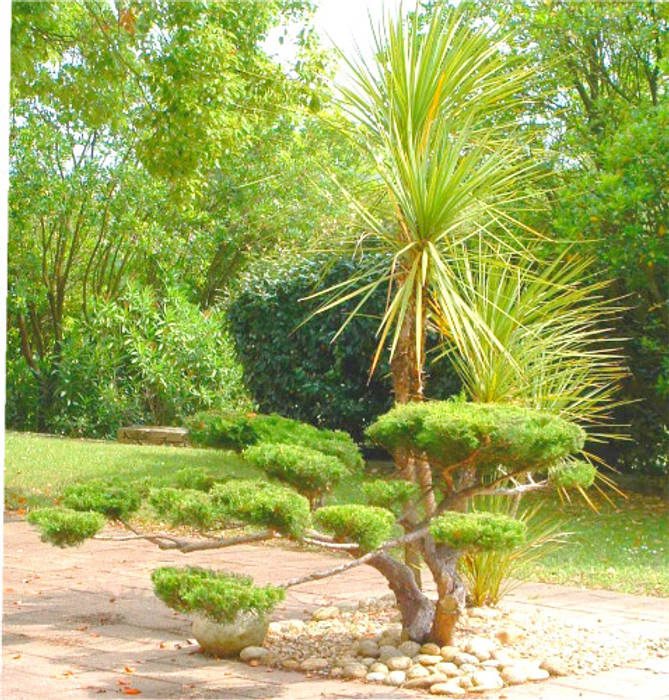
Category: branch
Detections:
[
  {"x1": 301, "y1": 537, "x2": 359, "y2": 551},
  {"x1": 278, "y1": 527, "x2": 429, "y2": 589}
]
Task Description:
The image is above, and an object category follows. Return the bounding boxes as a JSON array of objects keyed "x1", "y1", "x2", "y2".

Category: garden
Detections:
[{"x1": 5, "y1": 1, "x2": 669, "y2": 699}]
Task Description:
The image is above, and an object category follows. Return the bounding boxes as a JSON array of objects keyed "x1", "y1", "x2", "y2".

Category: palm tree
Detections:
[{"x1": 314, "y1": 6, "x2": 543, "y2": 519}]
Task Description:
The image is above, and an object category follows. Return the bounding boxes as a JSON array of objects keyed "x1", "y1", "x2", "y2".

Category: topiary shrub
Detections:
[
  {"x1": 151, "y1": 567, "x2": 285, "y2": 624},
  {"x1": 211, "y1": 480, "x2": 311, "y2": 537},
  {"x1": 27, "y1": 507, "x2": 105, "y2": 547},
  {"x1": 149, "y1": 488, "x2": 217, "y2": 529},
  {"x1": 362, "y1": 479, "x2": 420, "y2": 512},
  {"x1": 244, "y1": 442, "x2": 349, "y2": 504},
  {"x1": 186, "y1": 410, "x2": 363, "y2": 471},
  {"x1": 172, "y1": 467, "x2": 215, "y2": 492},
  {"x1": 63, "y1": 480, "x2": 141, "y2": 519},
  {"x1": 314, "y1": 504, "x2": 396, "y2": 552},
  {"x1": 550, "y1": 460, "x2": 597, "y2": 489},
  {"x1": 429, "y1": 512, "x2": 527, "y2": 550}
]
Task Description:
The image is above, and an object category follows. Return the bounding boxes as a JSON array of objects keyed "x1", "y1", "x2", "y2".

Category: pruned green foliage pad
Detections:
[
  {"x1": 63, "y1": 479, "x2": 141, "y2": 519},
  {"x1": 211, "y1": 480, "x2": 310, "y2": 537},
  {"x1": 151, "y1": 566, "x2": 285, "y2": 624},
  {"x1": 550, "y1": 460, "x2": 597, "y2": 489},
  {"x1": 27, "y1": 507, "x2": 105, "y2": 547},
  {"x1": 244, "y1": 442, "x2": 349, "y2": 497},
  {"x1": 362, "y1": 479, "x2": 420, "y2": 510},
  {"x1": 172, "y1": 467, "x2": 215, "y2": 492},
  {"x1": 186, "y1": 411, "x2": 363, "y2": 471},
  {"x1": 367, "y1": 401, "x2": 585, "y2": 471},
  {"x1": 315, "y1": 504, "x2": 395, "y2": 552},
  {"x1": 149, "y1": 488, "x2": 216, "y2": 529},
  {"x1": 430, "y1": 511, "x2": 527, "y2": 551}
]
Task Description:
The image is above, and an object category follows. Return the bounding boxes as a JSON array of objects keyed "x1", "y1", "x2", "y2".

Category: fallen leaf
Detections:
[
  {"x1": 18, "y1": 498, "x2": 27, "y2": 504},
  {"x1": 5, "y1": 588, "x2": 14, "y2": 593},
  {"x1": 117, "y1": 679, "x2": 130, "y2": 686},
  {"x1": 109, "y1": 597, "x2": 116, "y2": 603},
  {"x1": 158, "y1": 642, "x2": 166, "y2": 649},
  {"x1": 124, "y1": 667, "x2": 135, "y2": 674},
  {"x1": 12, "y1": 654, "x2": 21, "y2": 660},
  {"x1": 16, "y1": 509, "x2": 25, "y2": 515},
  {"x1": 122, "y1": 689, "x2": 141, "y2": 695}
]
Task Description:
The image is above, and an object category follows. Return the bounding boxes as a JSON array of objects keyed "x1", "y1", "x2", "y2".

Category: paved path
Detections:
[{"x1": 3, "y1": 516, "x2": 668, "y2": 699}]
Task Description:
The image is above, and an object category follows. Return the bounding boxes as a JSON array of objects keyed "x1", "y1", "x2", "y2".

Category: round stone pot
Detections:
[{"x1": 191, "y1": 611, "x2": 269, "y2": 657}]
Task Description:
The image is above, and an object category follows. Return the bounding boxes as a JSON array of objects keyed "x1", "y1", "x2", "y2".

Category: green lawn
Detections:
[{"x1": 5, "y1": 432, "x2": 668, "y2": 597}]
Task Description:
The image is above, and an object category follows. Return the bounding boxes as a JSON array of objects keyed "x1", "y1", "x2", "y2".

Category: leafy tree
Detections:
[
  {"x1": 27, "y1": 405, "x2": 591, "y2": 646},
  {"x1": 455, "y1": 0, "x2": 669, "y2": 472}
]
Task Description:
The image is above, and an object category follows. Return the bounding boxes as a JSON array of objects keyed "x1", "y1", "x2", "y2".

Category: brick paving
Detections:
[{"x1": 3, "y1": 515, "x2": 668, "y2": 699}]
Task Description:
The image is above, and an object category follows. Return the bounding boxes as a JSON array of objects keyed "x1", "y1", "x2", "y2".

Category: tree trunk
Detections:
[
  {"x1": 368, "y1": 552, "x2": 435, "y2": 642},
  {"x1": 422, "y1": 538, "x2": 467, "y2": 646}
]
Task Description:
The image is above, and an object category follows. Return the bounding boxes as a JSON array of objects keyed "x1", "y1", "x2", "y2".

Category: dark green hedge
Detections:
[{"x1": 226, "y1": 255, "x2": 460, "y2": 440}]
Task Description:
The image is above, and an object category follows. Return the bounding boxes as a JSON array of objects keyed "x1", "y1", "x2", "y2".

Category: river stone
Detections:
[
  {"x1": 239, "y1": 646, "x2": 267, "y2": 662},
  {"x1": 434, "y1": 661, "x2": 460, "y2": 676},
  {"x1": 385, "y1": 670, "x2": 407, "y2": 685},
  {"x1": 342, "y1": 662, "x2": 367, "y2": 679},
  {"x1": 541, "y1": 657, "x2": 569, "y2": 676},
  {"x1": 471, "y1": 670, "x2": 503, "y2": 690},
  {"x1": 192, "y1": 612, "x2": 268, "y2": 657},
  {"x1": 407, "y1": 664, "x2": 430, "y2": 679},
  {"x1": 481, "y1": 659, "x2": 502, "y2": 668},
  {"x1": 440, "y1": 646, "x2": 459, "y2": 661},
  {"x1": 387, "y1": 655, "x2": 412, "y2": 670},
  {"x1": 281, "y1": 658, "x2": 300, "y2": 670},
  {"x1": 526, "y1": 666, "x2": 550, "y2": 681},
  {"x1": 398, "y1": 640, "x2": 422, "y2": 657},
  {"x1": 370, "y1": 662, "x2": 389, "y2": 674},
  {"x1": 366, "y1": 672, "x2": 387, "y2": 682},
  {"x1": 358, "y1": 639, "x2": 380, "y2": 657},
  {"x1": 460, "y1": 663, "x2": 479, "y2": 674},
  {"x1": 464, "y1": 637, "x2": 496, "y2": 661},
  {"x1": 421, "y1": 643, "x2": 442, "y2": 655},
  {"x1": 417, "y1": 654, "x2": 443, "y2": 666},
  {"x1": 430, "y1": 681, "x2": 466, "y2": 695},
  {"x1": 360, "y1": 657, "x2": 377, "y2": 667},
  {"x1": 405, "y1": 677, "x2": 437, "y2": 689},
  {"x1": 491, "y1": 648, "x2": 517, "y2": 664},
  {"x1": 301, "y1": 657, "x2": 330, "y2": 672},
  {"x1": 379, "y1": 645, "x2": 401, "y2": 661},
  {"x1": 458, "y1": 675, "x2": 473, "y2": 689},
  {"x1": 452, "y1": 651, "x2": 479, "y2": 666},
  {"x1": 312, "y1": 606, "x2": 340, "y2": 621},
  {"x1": 495, "y1": 627, "x2": 524, "y2": 645},
  {"x1": 501, "y1": 665, "x2": 528, "y2": 685}
]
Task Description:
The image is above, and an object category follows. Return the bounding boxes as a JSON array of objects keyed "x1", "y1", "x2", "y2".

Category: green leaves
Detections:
[
  {"x1": 314, "y1": 504, "x2": 396, "y2": 552},
  {"x1": 362, "y1": 479, "x2": 420, "y2": 511},
  {"x1": 430, "y1": 511, "x2": 526, "y2": 551},
  {"x1": 244, "y1": 443, "x2": 349, "y2": 499},
  {"x1": 211, "y1": 480, "x2": 311, "y2": 538},
  {"x1": 151, "y1": 566, "x2": 284, "y2": 624},
  {"x1": 27, "y1": 507, "x2": 105, "y2": 547},
  {"x1": 63, "y1": 480, "x2": 141, "y2": 520},
  {"x1": 367, "y1": 400, "x2": 585, "y2": 471}
]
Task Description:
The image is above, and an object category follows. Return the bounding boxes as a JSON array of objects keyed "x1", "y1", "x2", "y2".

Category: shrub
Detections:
[
  {"x1": 314, "y1": 504, "x2": 396, "y2": 552},
  {"x1": 459, "y1": 494, "x2": 570, "y2": 606},
  {"x1": 367, "y1": 401, "x2": 585, "y2": 471},
  {"x1": 27, "y1": 507, "x2": 105, "y2": 547},
  {"x1": 244, "y1": 442, "x2": 349, "y2": 499},
  {"x1": 362, "y1": 479, "x2": 420, "y2": 512},
  {"x1": 63, "y1": 480, "x2": 141, "y2": 519},
  {"x1": 172, "y1": 467, "x2": 215, "y2": 492},
  {"x1": 148, "y1": 488, "x2": 216, "y2": 529},
  {"x1": 211, "y1": 480, "x2": 311, "y2": 537},
  {"x1": 227, "y1": 254, "x2": 461, "y2": 439},
  {"x1": 151, "y1": 566, "x2": 285, "y2": 623},
  {"x1": 186, "y1": 411, "x2": 363, "y2": 471},
  {"x1": 550, "y1": 460, "x2": 597, "y2": 489},
  {"x1": 429, "y1": 512, "x2": 527, "y2": 550}
]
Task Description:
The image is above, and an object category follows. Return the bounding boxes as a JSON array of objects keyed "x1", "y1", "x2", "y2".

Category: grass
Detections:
[
  {"x1": 515, "y1": 491, "x2": 669, "y2": 597},
  {"x1": 5, "y1": 431, "x2": 668, "y2": 597}
]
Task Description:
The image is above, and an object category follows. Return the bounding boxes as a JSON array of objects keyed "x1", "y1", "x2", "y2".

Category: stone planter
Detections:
[{"x1": 191, "y1": 611, "x2": 268, "y2": 657}]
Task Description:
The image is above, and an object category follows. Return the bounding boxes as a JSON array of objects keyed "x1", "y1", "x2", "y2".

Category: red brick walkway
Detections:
[{"x1": 3, "y1": 516, "x2": 668, "y2": 699}]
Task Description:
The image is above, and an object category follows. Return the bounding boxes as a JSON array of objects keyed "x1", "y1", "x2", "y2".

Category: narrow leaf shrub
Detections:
[
  {"x1": 550, "y1": 460, "x2": 597, "y2": 489},
  {"x1": 244, "y1": 443, "x2": 349, "y2": 497},
  {"x1": 63, "y1": 480, "x2": 141, "y2": 519},
  {"x1": 430, "y1": 512, "x2": 526, "y2": 550},
  {"x1": 27, "y1": 507, "x2": 105, "y2": 547},
  {"x1": 367, "y1": 401, "x2": 585, "y2": 470},
  {"x1": 314, "y1": 504, "x2": 395, "y2": 552},
  {"x1": 151, "y1": 566, "x2": 285, "y2": 623},
  {"x1": 187, "y1": 411, "x2": 363, "y2": 471},
  {"x1": 362, "y1": 479, "x2": 420, "y2": 510},
  {"x1": 459, "y1": 495, "x2": 570, "y2": 605},
  {"x1": 148, "y1": 488, "x2": 216, "y2": 529},
  {"x1": 211, "y1": 480, "x2": 310, "y2": 537}
]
